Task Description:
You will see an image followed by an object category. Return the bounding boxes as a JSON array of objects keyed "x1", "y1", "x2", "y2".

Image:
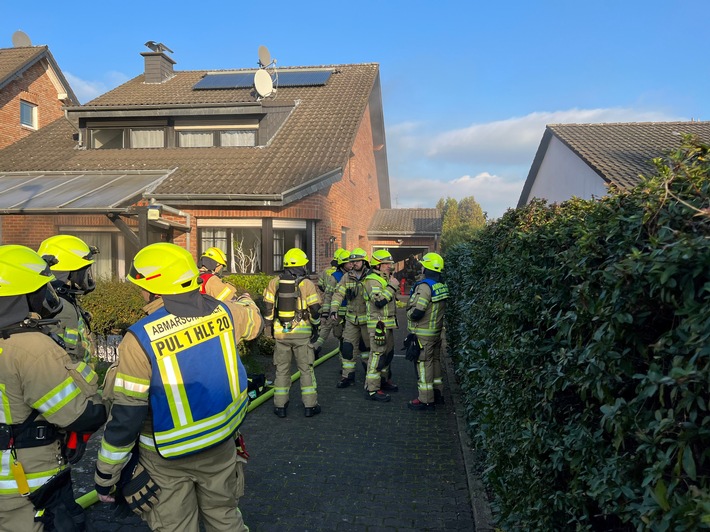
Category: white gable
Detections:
[{"x1": 526, "y1": 136, "x2": 608, "y2": 205}]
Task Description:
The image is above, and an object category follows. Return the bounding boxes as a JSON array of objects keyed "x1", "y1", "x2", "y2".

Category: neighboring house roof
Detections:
[
  {"x1": 0, "y1": 63, "x2": 388, "y2": 208},
  {"x1": 0, "y1": 45, "x2": 78, "y2": 103},
  {"x1": 368, "y1": 208, "x2": 441, "y2": 237},
  {"x1": 518, "y1": 121, "x2": 710, "y2": 207}
]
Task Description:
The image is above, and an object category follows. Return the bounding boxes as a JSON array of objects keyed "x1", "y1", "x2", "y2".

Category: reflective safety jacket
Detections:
[
  {"x1": 0, "y1": 327, "x2": 101, "y2": 496},
  {"x1": 199, "y1": 272, "x2": 237, "y2": 302},
  {"x1": 96, "y1": 295, "x2": 262, "y2": 490},
  {"x1": 47, "y1": 294, "x2": 94, "y2": 364},
  {"x1": 407, "y1": 278, "x2": 449, "y2": 337},
  {"x1": 330, "y1": 269, "x2": 368, "y2": 325},
  {"x1": 262, "y1": 276, "x2": 321, "y2": 339},
  {"x1": 322, "y1": 269, "x2": 347, "y2": 317},
  {"x1": 362, "y1": 270, "x2": 398, "y2": 330},
  {"x1": 128, "y1": 304, "x2": 248, "y2": 459},
  {"x1": 317, "y1": 266, "x2": 337, "y2": 293}
]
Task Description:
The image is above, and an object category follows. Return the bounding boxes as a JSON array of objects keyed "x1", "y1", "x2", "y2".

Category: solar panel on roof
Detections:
[{"x1": 193, "y1": 70, "x2": 332, "y2": 90}]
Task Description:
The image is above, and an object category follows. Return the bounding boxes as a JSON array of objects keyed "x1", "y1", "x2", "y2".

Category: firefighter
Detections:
[
  {"x1": 198, "y1": 246, "x2": 239, "y2": 302},
  {"x1": 317, "y1": 247, "x2": 344, "y2": 293},
  {"x1": 262, "y1": 248, "x2": 322, "y2": 418},
  {"x1": 313, "y1": 248, "x2": 352, "y2": 357},
  {"x1": 362, "y1": 249, "x2": 400, "y2": 402},
  {"x1": 37, "y1": 234, "x2": 99, "y2": 364},
  {"x1": 0, "y1": 245, "x2": 107, "y2": 531},
  {"x1": 406, "y1": 252, "x2": 450, "y2": 410},
  {"x1": 329, "y1": 248, "x2": 371, "y2": 388},
  {"x1": 94, "y1": 243, "x2": 262, "y2": 531}
]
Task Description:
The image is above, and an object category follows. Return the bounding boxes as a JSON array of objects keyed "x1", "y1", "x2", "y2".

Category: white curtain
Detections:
[
  {"x1": 131, "y1": 129, "x2": 165, "y2": 148},
  {"x1": 179, "y1": 131, "x2": 213, "y2": 147},
  {"x1": 221, "y1": 130, "x2": 256, "y2": 147}
]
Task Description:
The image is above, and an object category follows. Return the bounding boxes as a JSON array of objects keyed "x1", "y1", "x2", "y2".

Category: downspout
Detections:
[{"x1": 63, "y1": 109, "x2": 83, "y2": 147}]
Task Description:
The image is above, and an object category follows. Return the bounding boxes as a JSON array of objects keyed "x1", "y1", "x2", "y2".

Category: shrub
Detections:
[
  {"x1": 80, "y1": 278, "x2": 146, "y2": 336},
  {"x1": 446, "y1": 137, "x2": 710, "y2": 530}
]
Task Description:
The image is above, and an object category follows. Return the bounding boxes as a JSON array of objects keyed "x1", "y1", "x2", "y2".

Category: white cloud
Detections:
[
  {"x1": 65, "y1": 71, "x2": 130, "y2": 104},
  {"x1": 425, "y1": 107, "x2": 683, "y2": 165},
  {"x1": 390, "y1": 172, "x2": 524, "y2": 219}
]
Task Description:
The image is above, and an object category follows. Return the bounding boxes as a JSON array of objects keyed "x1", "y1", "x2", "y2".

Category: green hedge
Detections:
[{"x1": 446, "y1": 137, "x2": 710, "y2": 530}]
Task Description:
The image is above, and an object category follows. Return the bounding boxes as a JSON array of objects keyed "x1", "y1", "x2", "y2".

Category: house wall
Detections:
[
  {"x1": 526, "y1": 136, "x2": 608, "y2": 204},
  {"x1": 313, "y1": 103, "x2": 381, "y2": 270},
  {"x1": 0, "y1": 59, "x2": 66, "y2": 149}
]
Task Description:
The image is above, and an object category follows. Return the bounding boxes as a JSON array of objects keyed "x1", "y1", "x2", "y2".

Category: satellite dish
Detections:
[
  {"x1": 12, "y1": 30, "x2": 32, "y2": 48},
  {"x1": 254, "y1": 69, "x2": 274, "y2": 99},
  {"x1": 258, "y1": 45, "x2": 272, "y2": 67}
]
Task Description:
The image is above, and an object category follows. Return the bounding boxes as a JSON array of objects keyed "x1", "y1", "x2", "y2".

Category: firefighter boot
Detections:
[
  {"x1": 336, "y1": 373, "x2": 355, "y2": 388},
  {"x1": 365, "y1": 390, "x2": 391, "y2": 402},
  {"x1": 304, "y1": 404, "x2": 322, "y2": 417},
  {"x1": 408, "y1": 399, "x2": 434, "y2": 411},
  {"x1": 273, "y1": 401, "x2": 289, "y2": 418},
  {"x1": 381, "y1": 378, "x2": 399, "y2": 392}
]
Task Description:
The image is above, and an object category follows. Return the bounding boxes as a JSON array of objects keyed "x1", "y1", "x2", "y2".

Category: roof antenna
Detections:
[
  {"x1": 12, "y1": 30, "x2": 32, "y2": 47},
  {"x1": 254, "y1": 45, "x2": 278, "y2": 101}
]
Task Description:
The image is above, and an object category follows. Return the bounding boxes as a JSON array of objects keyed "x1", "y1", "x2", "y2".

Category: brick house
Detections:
[
  {"x1": 0, "y1": 46, "x2": 392, "y2": 278},
  {"x1": 517, "y1": 121, "x2": 710, "y2": 208},
  {"x1": 0, "y1": 42, "x2": 78, "y2": 149}
]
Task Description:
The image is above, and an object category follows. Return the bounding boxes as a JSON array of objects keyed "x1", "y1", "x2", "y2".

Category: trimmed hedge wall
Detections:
[{"x1": 445, "y1": 138, "x2": 710, "y2": 530}]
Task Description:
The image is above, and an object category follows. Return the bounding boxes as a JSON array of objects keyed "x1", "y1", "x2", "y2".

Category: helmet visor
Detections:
[{"x1": 69, "y1": 265, "x2": 96, "y2": 294}]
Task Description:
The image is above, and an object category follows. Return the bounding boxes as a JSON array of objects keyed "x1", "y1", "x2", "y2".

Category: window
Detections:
[
  {"x1": 177, "y1": 129, "x2": 257, "y2": 148},
  {"x1": 20, "y1": 100, "x2": 37, "y2": 129},
  {"x1": 130, "y1": 128, "x2": 165, "y2": 148},
  {"x1": 200, "y1": 226, "x2": 262, "y2": 274},
  {"x1": 90, "y1": 129, "x2": 124, "y2": 149},
  {"x1": 273, "y1": 228, "x2": 306, "y2": 272}
]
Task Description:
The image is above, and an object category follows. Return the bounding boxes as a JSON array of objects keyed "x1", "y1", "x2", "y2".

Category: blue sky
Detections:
[{"x1": 3, "y1": 1, "x2": 707, "y2": 218}]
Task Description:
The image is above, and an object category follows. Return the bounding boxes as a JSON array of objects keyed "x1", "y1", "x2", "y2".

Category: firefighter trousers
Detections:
[
  {"x1": 273, "y1": 336, "x2": 318, "y2": 408},
  {"x1": 366, "y1": 329, "x2": 395, "y2": 392},
  {"x1": 340, "y1": 321, "x2": 369, "y2": 380},
  {"x1": 138, "y1": 439, "x2": 248, "y2": 532},
  {"x1": 415, "y1": 335, "x2": 443, "y2": 404}
]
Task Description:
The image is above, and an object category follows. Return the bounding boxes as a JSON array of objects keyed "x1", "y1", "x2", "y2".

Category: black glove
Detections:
[
  {"x1": 403, "y1": 333, "x2": 421, "y2": 361},
  {"x1": 121, "y1": 463, "x2": 161, "y2": 515},
  {"x1": 263, "y1": 320, "x2": 273, "y2": 339},
  {"x1": 373, "y1": 321, "x2": 386, "y2": 346}
]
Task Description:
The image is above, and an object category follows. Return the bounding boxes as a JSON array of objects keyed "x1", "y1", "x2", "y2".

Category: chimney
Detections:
[{"x1": 141, "y1": 51, "x2": 176, "y2": 84}]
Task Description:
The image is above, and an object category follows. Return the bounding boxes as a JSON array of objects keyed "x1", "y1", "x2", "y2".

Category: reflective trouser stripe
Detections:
[{"x1": 417, "y1": 361, "x2": 434, "y2": 393}]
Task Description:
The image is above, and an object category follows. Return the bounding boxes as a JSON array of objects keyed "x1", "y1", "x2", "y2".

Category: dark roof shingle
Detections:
[
  {"x1": 549, "y1": 122, "x2": 710, "y2": 189},
  {"x1": 368, "y1": 208, "x2": 441, "y2": 236},
  {"x1": 0, "y1": 63, "x2": 380, "y2": 203}
]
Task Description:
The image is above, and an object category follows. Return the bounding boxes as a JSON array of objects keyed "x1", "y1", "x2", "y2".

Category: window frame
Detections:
[{"x1": 20, "y1": 100, "x2": 37, "y2": 129}]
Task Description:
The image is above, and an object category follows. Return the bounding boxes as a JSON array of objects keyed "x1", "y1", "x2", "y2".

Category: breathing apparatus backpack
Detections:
[{"x1": 275, "y1": 275, "x2": 304, "y2": 332}]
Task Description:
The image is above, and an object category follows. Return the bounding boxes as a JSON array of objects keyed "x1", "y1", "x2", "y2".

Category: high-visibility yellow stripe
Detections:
[
  {"x1": 0, "y1": 384, "x2": 10, "y2": 424},
  {"x1": 221, "y1": 332, "x2": 239, "y2": 400},
  {"x1": 115, "y1": 373, "x2": 150, "y2": 400},
  {"x1": 32, "y1": 378, "x2": 81, "y2": 417},
  {"x1": 154, "y1": 397, "x2": 246, "y2": 447},
  {"x1": 158, "y1": 355, "x2": 191, "y2": 426},
  {"x1": 98, "y1": 439, "x2": 133, "y2": 466},
  {"x1": 0, "y1": 453, "x2": 61, "y2": 494}
]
